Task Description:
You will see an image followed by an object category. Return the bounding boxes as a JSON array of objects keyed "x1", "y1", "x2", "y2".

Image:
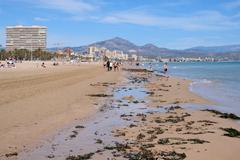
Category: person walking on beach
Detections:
[
  {"x1": 106, "y1": 60, "x2": 110, "y2": 71},
  {"x1": 113, "y1": 62, "x2": 118, "y2": 71},
  {"x1": 109, "y1": 61, "x2": 113, "y2": 71},
  {"x1": 163, "y1": 63, "x2": 168, "y2": 74}
]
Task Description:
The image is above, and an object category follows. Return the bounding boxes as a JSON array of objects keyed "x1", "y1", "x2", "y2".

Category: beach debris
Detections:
[
  {"x1": 168, "y1": 106, "x2": 183, "y2": 111},
  {"x1": 132, "y1": 100, "x2": 140, "y2": 104},
  {"x1": 137, "y1": 133, "x2": 146, "y2": 140},
  {"x1": 159, "y1": 151, "x2": 186, "y2": 160},
  {"x1": 145, "y1": 91, "x2": 155, "y2": 95},
  {"x1": 95, "y1": 139, "x2": 103, "y2": 144},
  {"x1": 158, "y1": 138, "x2": 209, "y2": 145},
  {"x1": 47, "y1": 154, "x2": 55, "y2": 159},
  {"x1": 122, "y1": 68, "x2": 153, "y2": 73},
  {"x1": 197, "y1": 120, "x2": 217, "y2": 124},
  {"x1": 104, "y1": 142, "x2": 131, "y2": 152},
  {"x1": 202, "y1": 109, "x2": 240, "y2": 120},
  {"x1": 183, "y1": 131, "x2": 215, "y2": 135},
  {"x1": 128, "y1": 76, "x2": 149, "y2": 84},
  {"x1": 75, "y1": 125, "x2": 85, "y2": 129},
  {"x1": 220, "y1": 128, "x2": 240, "y2": 137},
  {"x1": 66, "y1": 152, "x2": 95, "y2": 160},
  {"x1": 90, "y1": 82, "x2": 116, "y2": 87},
  {"x1": 155, "y1": 115, "x2": 185, "y2": 124},
  {"x1": 5, "y1": 152, "x2": 18, "y2": 157},
  {"x1": 142, "y1": 143, "x2": 155, "y2": 148},
  {"x1": 69, "y1": 130, "x2": 78, "y2": 138},
  {"x1": 124, "y1": 147, "x2": 156, "y2": 159},
  {"x1": 173, "y1": 101, "x2": 180, "y2": 104},
  {"x1": 87, "y1": 94, "x2": 113, "y2": 97},
  {"x1": 129, "y1": 124, "x2": 138, "y2": 128}
]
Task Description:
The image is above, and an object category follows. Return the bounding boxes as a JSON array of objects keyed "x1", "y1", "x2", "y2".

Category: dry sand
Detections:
[{"x1": 0, "y1": 61, "x2": 122, "y2": 156}]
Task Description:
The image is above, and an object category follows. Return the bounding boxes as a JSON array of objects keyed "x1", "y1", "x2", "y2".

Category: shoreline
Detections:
[{"x1": 1, "y1": 64, "x2": 240, "y2": 159}]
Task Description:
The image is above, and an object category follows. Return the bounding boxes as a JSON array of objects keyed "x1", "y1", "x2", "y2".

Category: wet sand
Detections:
[
  {"x1": 111, "y1": 69, "x2": 240, "y2": 160},
  {"x1": 0, "y1": 61, "x2": 122, "y2": 158},
  {"x1": 1, "y1": 64, "x2": 240, "y2": 160}
]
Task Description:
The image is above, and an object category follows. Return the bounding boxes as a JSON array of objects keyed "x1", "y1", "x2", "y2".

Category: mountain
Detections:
[
  {"x1": 48, "y1": 37, "x2": 240, "y2": 59},
  {"x1": 186, "y1": 45, "x2": 240, "y2": 53},
  {"x1": 90, "y1": 37, "x2": 138, "y2": 52}
]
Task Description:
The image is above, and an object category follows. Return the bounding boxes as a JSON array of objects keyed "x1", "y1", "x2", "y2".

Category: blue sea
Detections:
[{"x1": 148, "y1": 62, "x2": 240, "y2": 115}]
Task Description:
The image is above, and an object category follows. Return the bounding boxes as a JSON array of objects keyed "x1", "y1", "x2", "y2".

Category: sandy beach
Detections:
[
  {"x1": 0, "y1": 61, "x2": 122, "y2": 158},
  {"x1": 111, "y1": 70, "x2": 240, "y2": 160},
  {"x1": 1, "y1": 63, "x2": 240, "y2": 160}
]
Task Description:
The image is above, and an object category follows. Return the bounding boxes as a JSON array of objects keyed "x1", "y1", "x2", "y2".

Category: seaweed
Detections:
[
  {"x1": 158, "y1": 138, "x2": 209, "y2": 145},
  {"x1": 66, "y1": 153, "x2": 94, "y2": 160},
  {"x1": 221, "y1": 128, "x2": 240, "y2": 137},
  {"x1": 202, "y1": 109, "x2": 240, "y2": 120},
  {"x1": 87, "y1": 94, "x2": 113, "y2": 97},
  {"x1": 159, "y1": 151, "x2": 186, "y2": 160},
  {"x1": 75, "y1": 125, "x2": 85, "y2": 129},
  {"x1": 5, "y1": 152, "x2": 18, "y2": 157},
  {"x1": 129, "y1": 124, "x2": 138, "y2": 128},
  {"x1": 124, "y1": 147, "x2": 156, "y2": 160},
  {"x1": 95, "y1": 139, "x2": 103, "y2": 144},
  {"x1": 137, "y1": 133, "x2": 146, "y2": 140},
  {"x1": 142, "y1": 143, "x2": 155, "y2": 148},
  {"x1": 122, "y1": 68, "x2": 153, "y2": 73},
  {"x1": 104, "y1": 142, "x2": 131, "y2": 152},
  {"x1": 47, "y1": 154, "x2": 55, "y2": 159}
]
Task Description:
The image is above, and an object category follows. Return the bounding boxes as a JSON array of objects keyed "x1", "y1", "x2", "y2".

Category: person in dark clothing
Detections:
[{"x1": 106, "y1": 60, "x2": 110, "y2": 71}]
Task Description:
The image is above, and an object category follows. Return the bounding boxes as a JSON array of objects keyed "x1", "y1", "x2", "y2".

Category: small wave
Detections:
[{"x1": 191, "y1": 79, "x2": 213, "y2": 85}]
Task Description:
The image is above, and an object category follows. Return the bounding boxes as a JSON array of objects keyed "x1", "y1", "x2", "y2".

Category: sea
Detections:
[{"x1": 145, "y1": 61, "x2": 240, "y2": 116}]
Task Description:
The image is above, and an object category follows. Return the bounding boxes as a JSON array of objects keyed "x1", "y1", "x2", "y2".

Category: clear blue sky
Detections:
[{"x1": 0, "y1": 0, "x2": 240, "y2": 49}]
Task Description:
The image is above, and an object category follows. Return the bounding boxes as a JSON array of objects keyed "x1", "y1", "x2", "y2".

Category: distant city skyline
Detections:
[{"x1": 0, "y1": 0, "x2": 240, "y2": 49}]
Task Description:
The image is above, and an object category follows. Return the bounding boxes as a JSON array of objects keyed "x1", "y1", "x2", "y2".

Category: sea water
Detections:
[{"x1": 149, "y1": 62, "x2": 240, "y2": 115}]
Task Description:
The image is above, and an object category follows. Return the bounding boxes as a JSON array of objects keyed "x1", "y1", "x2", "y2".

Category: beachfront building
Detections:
[
  {"x1": 87, "y1": 46, "x2": 128, "y2": 61},
  {"x1": 6, "y1": 25, "x2": 47, "y2": 51},
  {"x1": 131, "y1": 54, "x2": 138, "y2": 61}
]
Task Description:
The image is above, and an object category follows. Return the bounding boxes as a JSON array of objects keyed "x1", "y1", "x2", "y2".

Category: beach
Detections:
[
  {"x1": 1, "y1": 62, "x2": 240, "y2": 160},
  {"x1": 0, "y1": 61, "x2": 122, "y2": 158}
]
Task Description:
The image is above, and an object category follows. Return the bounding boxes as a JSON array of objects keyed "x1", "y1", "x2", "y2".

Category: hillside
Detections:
[{"x1": 48, "y1": 37, "x2": 240, "y2": 58}]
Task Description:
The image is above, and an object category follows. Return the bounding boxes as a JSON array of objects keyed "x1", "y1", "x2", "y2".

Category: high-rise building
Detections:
[{"x1": 6, "y1": 25, "x2": 47, "y2": 51}]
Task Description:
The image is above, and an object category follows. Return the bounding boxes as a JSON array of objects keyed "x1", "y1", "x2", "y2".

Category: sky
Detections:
[{"x1": 0, "y1": 0, "x2": 240, "y2": 49}]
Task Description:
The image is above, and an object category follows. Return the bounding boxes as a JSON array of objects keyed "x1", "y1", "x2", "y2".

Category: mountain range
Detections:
[{"x1": 49, "y1": 37, "x2": 240, "y2": 58}]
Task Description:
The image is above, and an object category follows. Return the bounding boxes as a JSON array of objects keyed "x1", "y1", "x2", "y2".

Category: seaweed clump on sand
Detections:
[
  {"x1": 122, "y1": 68, "x2": 153, "y2": 73},
  {"x1": 87, "y1": 94, "x2": 113, "y2": 97},
  {"x1": 124, "y1": 147, "x2": 156, "y2": 160},
  {"x1": 159, "y1": 151, "x2": 186, "y2": 160},
  {"x1": 202, "y1": 109, "x2": 240, "y2": 120},
  {"x1": 5, "y1": 152, "x2": 18, "y2": 158},
  {"x1": 104, "y1": 142, "x2": 131, "y2": 152},
  {"x1": 158, "y1": 138, "x2": 209, "y2": 145},
  {"x1": 221, "y1": 128, "x2": 240, "y2": 137},
  {"x1": 66, "y1": 152, "x2": 94, "y2": 160}
]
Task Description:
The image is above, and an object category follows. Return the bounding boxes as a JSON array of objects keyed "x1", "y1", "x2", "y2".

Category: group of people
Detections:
[
  {"x1": 104, "y1": 60, "x2": 121, "y2": 71},
  {"x1": 0, "y1": 58, "x2": 16, "y2": 68},
  {"x1": 148, "y1": 62, "x2": 168, "y2": 74}
]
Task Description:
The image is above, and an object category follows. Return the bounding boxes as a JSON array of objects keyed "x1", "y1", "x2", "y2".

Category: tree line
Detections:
[{"x1": 0, "y1": 48, "x2": 65, "y2": 61}]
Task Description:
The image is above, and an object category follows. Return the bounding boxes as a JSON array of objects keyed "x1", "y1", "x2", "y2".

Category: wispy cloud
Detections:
[
  {"x1": 224, "y1": 0, "x2": 240, "y2": 9},
  {"x1": 160, "y1": 0, "x2": 190, "y2": 7},
  {"x1": 20, "y1": 0, "x2": 97, "y2": 14},
  {"x1": 101, "y1": 9, "x2": 239, "y2": 31},
  {"x1": 40, "y1": 0, "x2": 96, "y2": 13},
  {"x1": 34, "y1": 17, "x2": 49, "y2": 22}
]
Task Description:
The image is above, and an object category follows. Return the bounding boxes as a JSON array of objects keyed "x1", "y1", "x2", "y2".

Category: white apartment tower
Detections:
[{"x1": 6, "y1": 25, "x2": 47, "y2": 51}]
